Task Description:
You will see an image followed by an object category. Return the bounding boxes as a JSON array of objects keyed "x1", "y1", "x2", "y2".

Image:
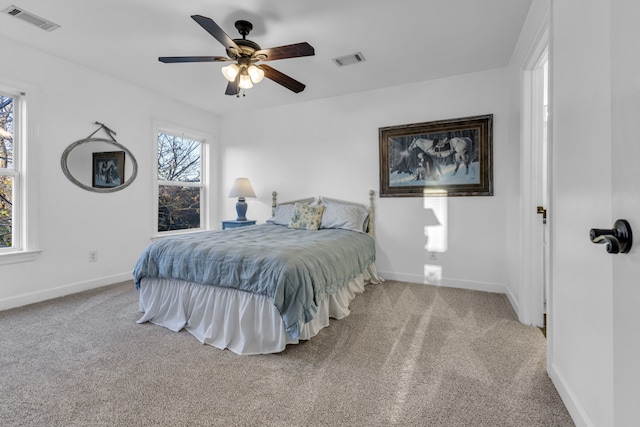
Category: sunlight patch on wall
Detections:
[
  {"x1": 424, "y1": 264, "x2": 442, "y2": 285},
  {"x1": 423, "y1": 189, "x2": 448, "y2": 253}
]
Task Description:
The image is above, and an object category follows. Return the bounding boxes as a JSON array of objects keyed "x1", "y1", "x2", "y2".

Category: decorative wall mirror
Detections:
[{"x1": 61, "y1": 122, "x2": 138, "y2": 193}]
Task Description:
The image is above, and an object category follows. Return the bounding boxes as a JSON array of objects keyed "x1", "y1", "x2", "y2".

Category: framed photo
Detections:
[
  {"x1": 92, "y1": 151, "x2": 125, "y2": 188},
  {"x1": 379, "y1": 114, "x2": 493, "y2": 197}
]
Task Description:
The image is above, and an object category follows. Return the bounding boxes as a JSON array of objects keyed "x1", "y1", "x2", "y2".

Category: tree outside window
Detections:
[
  {"x1": 157, "y1": 132, "x2": 203, "y2": 232},
  {"x1": 0, "y1": 94, "x2": 14, "y2": 248}
]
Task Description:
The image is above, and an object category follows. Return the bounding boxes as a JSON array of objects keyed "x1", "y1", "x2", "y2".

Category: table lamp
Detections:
[{"x1": 228, "y1": 177, "x2": 256, "y2": 221}]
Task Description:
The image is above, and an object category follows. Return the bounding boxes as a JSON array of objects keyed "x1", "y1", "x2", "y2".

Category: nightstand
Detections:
[{"x1": 221, "y1": 219, "x2": 257, "y2": 230}]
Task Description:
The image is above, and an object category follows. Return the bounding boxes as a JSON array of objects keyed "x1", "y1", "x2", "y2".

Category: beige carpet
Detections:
[{"x1": 0, "y1": 280, "x2": 574, "y2": 426}]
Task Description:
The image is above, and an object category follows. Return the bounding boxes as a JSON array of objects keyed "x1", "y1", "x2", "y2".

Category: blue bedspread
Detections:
[{"x1": 133, "y1": 224, "x2": 376, "y2": 339}]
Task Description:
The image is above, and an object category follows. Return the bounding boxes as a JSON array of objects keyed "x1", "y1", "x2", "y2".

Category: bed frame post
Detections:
[
  {"x1": 272, "y1": 191, "x2": 278, "y2": 217},
  {"x1": 368, "y1": 190, "x2": 375, "y2": 237}
]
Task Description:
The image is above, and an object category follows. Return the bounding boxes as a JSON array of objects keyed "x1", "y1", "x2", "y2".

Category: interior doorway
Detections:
[
  {"x1": 536, "y1": 52, "x2": 549, "y2": 334},
  {"x1": 534, "y1": 50, "x2": 549, "y2": 319},
  {"x1": 520, "y1": 24, "x2": 549, "y2": 329}
]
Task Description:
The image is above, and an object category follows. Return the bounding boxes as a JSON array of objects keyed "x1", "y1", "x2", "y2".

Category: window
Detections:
[
  {"x1": 0, "y1": 82, "x2": 39, "y2": 265},
  {"x1": 156, "y1": 130, "x2": 206, "y2": 233},
  {"x1": 0, "y1": 91, "x2": 18, "y2": 250}
]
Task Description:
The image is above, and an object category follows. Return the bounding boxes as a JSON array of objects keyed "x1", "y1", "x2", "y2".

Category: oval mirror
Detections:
[{"x1": 61, "y1": 137, "x2": 138, "y2": 193}]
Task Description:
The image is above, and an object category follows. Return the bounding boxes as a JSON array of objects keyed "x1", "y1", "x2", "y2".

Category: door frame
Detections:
[{"x1": 519, "y1": 18, "x2": 549, "y2": 329}]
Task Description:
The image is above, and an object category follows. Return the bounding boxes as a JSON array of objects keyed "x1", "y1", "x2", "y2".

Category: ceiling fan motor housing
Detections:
[
  {"x1": 234, "y1": 20, "x2": 253, "y2": 37},
  {"x1": 226, "y1": 20, "x2": 261, "y2": 59},
  {"x1": 228, "y1": 38, "x2": 261, "y2": 59}
]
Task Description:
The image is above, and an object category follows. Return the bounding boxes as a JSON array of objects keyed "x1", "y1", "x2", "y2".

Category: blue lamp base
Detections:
[{"x1": 235, "y1": 197, "x2": 248, "y2": 221}]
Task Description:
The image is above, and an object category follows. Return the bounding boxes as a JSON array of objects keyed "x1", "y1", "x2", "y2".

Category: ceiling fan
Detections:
[{"x1": 159, "y1": 15, "x2": 315, "y2": 96}]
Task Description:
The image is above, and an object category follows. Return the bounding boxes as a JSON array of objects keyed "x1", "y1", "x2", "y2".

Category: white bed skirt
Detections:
[{"x1": 137, "y1": 264, "x2": 383, "y2": 355}]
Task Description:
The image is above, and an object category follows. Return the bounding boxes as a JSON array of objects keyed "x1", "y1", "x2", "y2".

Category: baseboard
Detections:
[
  {"x1": 5, "y1": 270, "x2": 506, "y2": 312},
  {"x1": 505, "y1": 286, "x2": 520, "y2": 318},
  {"x1": 377, "y1": 270, "x2": 507, "y2": 295},
  {"x1": 0, "y1": 272, "x2": 133, "y2": 312},
  {"x1": 548, "y1": 361, "x2": 593, "y2": 427}
]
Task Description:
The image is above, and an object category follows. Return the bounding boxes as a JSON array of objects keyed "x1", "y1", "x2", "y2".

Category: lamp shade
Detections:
[
  {"x1": 247, "y1": 65, "x2": 265, "y2": 83},
  {"x1": 228, "y1": 177, "x2": 256, "y2": 199},
  {"x1": 238, "y1": 73, "x2": 254, "y2": 89},
  {"x1": 221, "y1": 63, "x2": 240, "y2": 82}
]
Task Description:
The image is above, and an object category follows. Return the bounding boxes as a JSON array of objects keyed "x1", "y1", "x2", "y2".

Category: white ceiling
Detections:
[{"x1": 0, "y1": 0, "x2": 533, "y2": 116}]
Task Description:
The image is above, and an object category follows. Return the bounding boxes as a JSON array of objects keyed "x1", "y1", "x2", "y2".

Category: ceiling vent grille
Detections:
[
  {"x1": 332, "y1": 52, "x2": 366, "y2": 67},
  {"x1": 1, "y1": 5, "x2": 60, "y2": 31}
]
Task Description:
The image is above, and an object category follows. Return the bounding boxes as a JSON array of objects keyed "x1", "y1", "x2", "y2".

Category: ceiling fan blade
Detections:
[
  {"x1": 225, "y1": 76, "x2": 240, "y2": 96},
  {"x1": 191, "y1": 15, "x2": 240, "y2": 54},
  {"x1": 159, "y1": 56, "x2": 228, "y2": 63},
  {"x1": 254, "y1": 42, "x2": 315, "y2": 61},
  {"x1": 260, "y1": 64, "x2": 306, "y2": 93}
]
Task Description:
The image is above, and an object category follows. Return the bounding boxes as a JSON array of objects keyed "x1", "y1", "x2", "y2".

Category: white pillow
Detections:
[
  {"x1": 266, "y1": 204, "x2": 295, "y2": 226},
  {"x1": 320, "y1": 202, "x2": 369, "y2": 233}
]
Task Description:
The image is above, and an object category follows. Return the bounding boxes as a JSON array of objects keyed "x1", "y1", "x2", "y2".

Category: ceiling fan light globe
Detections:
[
  {"x1": 221, "y1": 63, "x2": 240, "y2": 82},
  {"x1": 239, "y1": 74, "x2": 254, "y2": 89},
  {"x1": 248, "y1": 65, "x2": 265, "y2": 83}
]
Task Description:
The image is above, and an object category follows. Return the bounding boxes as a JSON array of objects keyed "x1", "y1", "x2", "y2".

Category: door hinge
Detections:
[{"x1": 536, "y1": 206, "x2": 547, "y2": 224}]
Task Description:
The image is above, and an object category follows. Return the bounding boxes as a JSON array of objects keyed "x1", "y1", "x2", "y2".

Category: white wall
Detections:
[
  {"x1": 0, "y1": 35, "x2": 219, "y2": 309},
  {"x1": 220, "y1": 68, "x2": 511, "y2": 294}
]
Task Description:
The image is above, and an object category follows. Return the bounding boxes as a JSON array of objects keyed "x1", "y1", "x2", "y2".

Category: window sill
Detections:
[
  {"x1": 151, "y1": 229, "x2": 209, "y2": 241},
  {"x1": 0, "y1": 249, "x2": 42, "y2": 266}
]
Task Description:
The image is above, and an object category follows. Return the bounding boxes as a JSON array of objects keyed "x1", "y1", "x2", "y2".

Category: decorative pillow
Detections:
[
  {"x1": 288, "y1": 202, "x2": 325, "y2": 231},
  {"x1": 266, "y1": 204, "x2": 295, "y2": 226},
  {"x1": 320, "y1": 202, "x2": 369, "y2": 233}
]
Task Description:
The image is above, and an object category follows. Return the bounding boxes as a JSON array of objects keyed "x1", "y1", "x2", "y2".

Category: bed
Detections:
[{"x1": 133, "y1": 190, "x2": 384, "y2": 355}]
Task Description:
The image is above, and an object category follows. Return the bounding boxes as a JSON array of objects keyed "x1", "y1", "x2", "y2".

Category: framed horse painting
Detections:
[
  {"x1": 379, "y1": 114, "x2": 493, "y2": 197},
  {"x1": 92, "y1": 151, "x2": 125, "y2": 189}
]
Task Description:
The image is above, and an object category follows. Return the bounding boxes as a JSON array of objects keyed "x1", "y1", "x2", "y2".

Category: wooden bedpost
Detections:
[
  {"x1": 272, "y1": 191, "x2": 277, "y2": 217},
  {"x1": 368, "y1": 189, "x2": 375, "y2": 237}
]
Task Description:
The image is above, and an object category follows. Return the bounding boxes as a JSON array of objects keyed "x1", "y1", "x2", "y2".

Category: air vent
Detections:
[
  {"x1": 332, "y1": 52, "x2": 366, "y2": 67},
  {"x1": 1, "y1": 5, "x2": 60, "y2": 31}
]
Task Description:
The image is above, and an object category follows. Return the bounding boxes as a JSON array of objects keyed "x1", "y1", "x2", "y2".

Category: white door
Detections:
[
  {"x1": 548, "y1": 1, "x2": 639, "y2": 424},
  {"x1": 610, "y1": 0, "x2": 640, "y2": 422},
  {"x1": 550, "y1": 0, "x2": 615, "y2": 424}
]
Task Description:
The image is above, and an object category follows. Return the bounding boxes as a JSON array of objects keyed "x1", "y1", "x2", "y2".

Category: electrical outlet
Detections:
[
  {"x1": 88, "y1": 251, "x2": 98, "y2": 262},
  {"x1": 429, "y1": 252, "x2": 438, "y2": 261}
]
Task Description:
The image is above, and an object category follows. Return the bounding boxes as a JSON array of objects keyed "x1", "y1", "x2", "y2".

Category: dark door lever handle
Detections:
[{"x1": 590, "y1": 219, "x2": 632, "y2": 254}]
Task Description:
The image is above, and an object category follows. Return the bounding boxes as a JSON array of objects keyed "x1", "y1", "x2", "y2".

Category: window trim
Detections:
[
  {"x1": 152, "y1": 121, "x2": 210, "y2": 237},
  {"x1": 0, "y1": 79, "x2": 40, "y2": 264}
]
